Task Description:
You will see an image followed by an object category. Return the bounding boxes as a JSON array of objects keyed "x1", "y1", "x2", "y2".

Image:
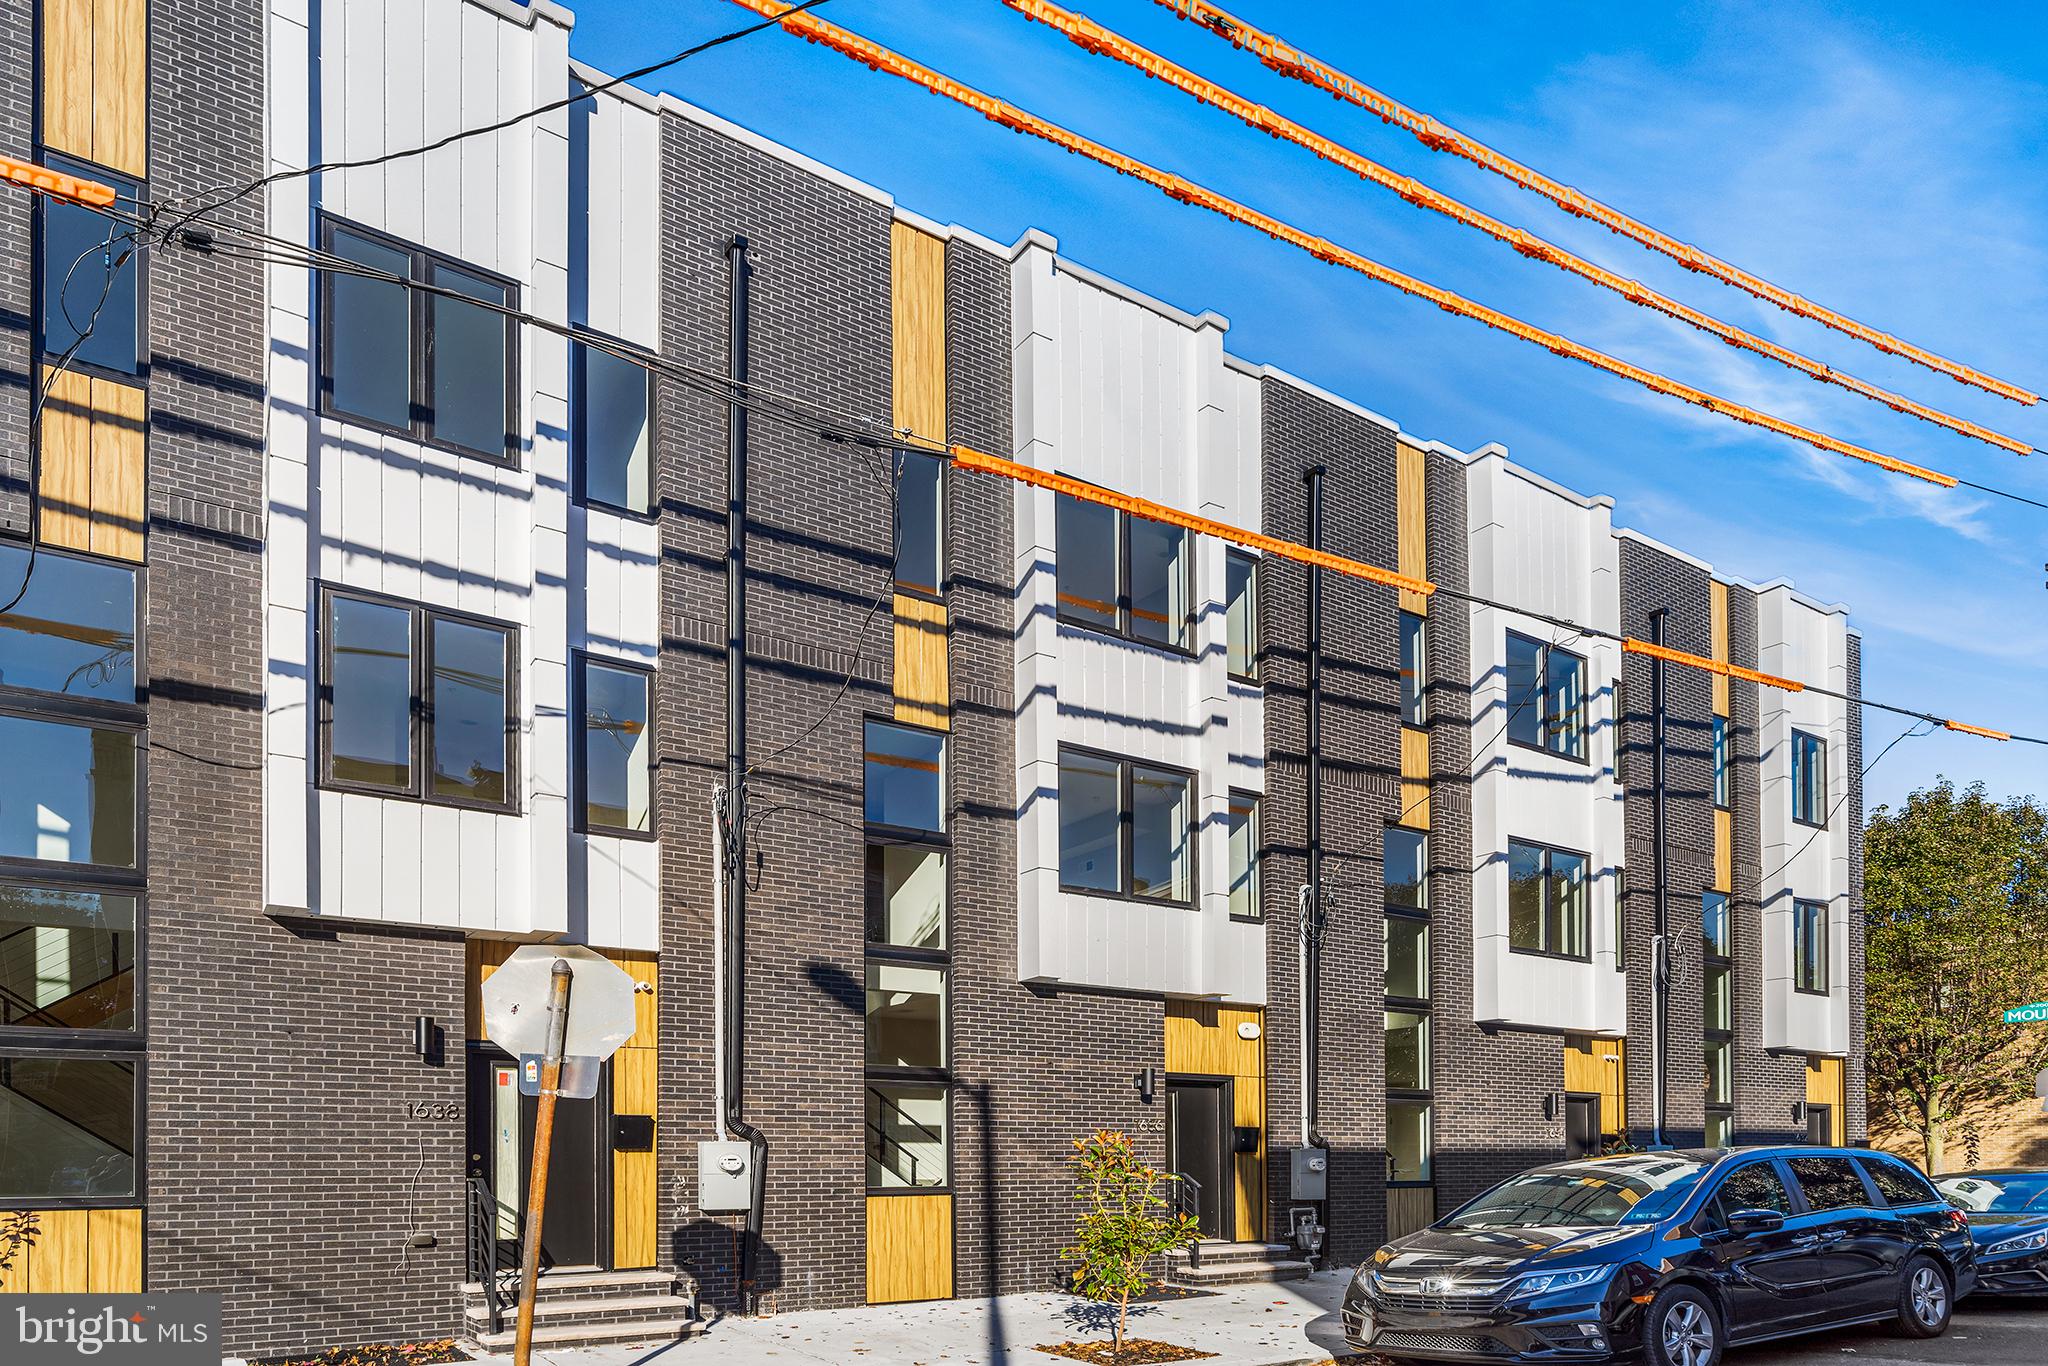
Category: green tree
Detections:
[
  {"x1": 1061, "y1": 1129, "x2": 1201, "y2": 1356},
  {"x1": 1866, "y1": 781, "x2": 2048, "y2": 1171}
]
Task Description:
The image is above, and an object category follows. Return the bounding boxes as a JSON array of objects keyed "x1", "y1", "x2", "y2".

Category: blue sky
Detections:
[{"x1": 563, "y1": 0, "x2": 2047, "y2": 814}]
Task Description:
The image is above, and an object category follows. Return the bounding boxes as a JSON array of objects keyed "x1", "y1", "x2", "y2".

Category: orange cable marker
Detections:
[
  {"x1": 1944, "y1": 720, "x2": 2010, "y2": 741},
  {"x1": 1002, "y1": 0, "x2": 2031, "y2": 457},
  {"x1": 950, "y1": 444, "x2": 1436, "y2": 597},
  {"x1": 0, "y1": 154, "x2": 119, "y2": 209},
  {"x1": 729, "y1": 1, "x2": 1960, "y2": 491},
  {"x1": 1152, "y1": 0, "x2": 2037, "y2": 406},
  {"x1": 1620, "y1": 638, "x2": 1805, "y2": 693}
]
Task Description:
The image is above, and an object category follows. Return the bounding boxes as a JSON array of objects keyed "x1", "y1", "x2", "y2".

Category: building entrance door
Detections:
[
  {"x1": 468, "y1": 1052, "x2": 609, "y2": 1271},
  {"x1": 1166, "y1": 1078, "x2": 1231, "y2": 1240},
  {"x1": 1565, "y1": 1094, "x2": 1601, "y2": 1159},
  {"x1": 1806, "y1": 1103, "x2": 1834, "y2": 1145}
]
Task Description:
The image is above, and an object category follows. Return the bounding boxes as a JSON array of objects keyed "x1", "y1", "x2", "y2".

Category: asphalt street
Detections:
[{"x1": 1732, "y1": 1299, "x2": 2044, "y2": 1365}]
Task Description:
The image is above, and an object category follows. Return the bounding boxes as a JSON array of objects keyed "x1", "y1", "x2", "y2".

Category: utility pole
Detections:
[{"x1": 1648, "y1": 607, "x2": 1670, "y2": 1149}]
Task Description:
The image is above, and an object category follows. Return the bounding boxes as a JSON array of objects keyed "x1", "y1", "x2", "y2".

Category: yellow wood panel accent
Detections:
[
  {"x1": 1396, "y1": 441, "x2": 1428, "y2": 615},
  {"x1": 90, "y1": 376, "x2": 146, "y2": 561},
  {"x1": 1387, "y1": 1186, "x2": 1435, "y2": 1241},
  {"x1": 890, "y1": 222, "x2": 947, "y2": 441},
  {"x1": 612, "y1": 1046, "x2": 658, "y2": 1269},
  {"x1": 1399, "y1": 727, "x2": 1430, "y2": 831},
  {"x1": 464, "y1": 939, "x2": 518, "y2": 1039},
  {"x1": 26, "y1": 1211, "x2": 89, "y2": 1294},
  {"x1": 867, "y1": 1194, "x2": 953, "y2": 1303},
  {"x1": 92, "y1": 0, "x2": 148, "y2": 178},
  {"x1": 39, "y1": 366, "x2": 96, "y2": 552},
  {"x1": 612, "y1": 949, "x2": 659, "y2": 1050},
  {"x1": 87, "y1": 1208, "x2": 142, "y2": 1292},
  {"x1": 41, "y1": 0, "x2": 95, "y2": 163},
  {"x1": 1713, "y1": 807, "x2": 1732, "y2": 894},
  {"x1": 1710, "y1": 581, "x2": 1731, "y2": 716},
  {"x1": 1165, "y1": 1002, "x2": 1266, "y2": 1242},
  {"x1": 1564, "y1": 1037, "x2": 1627, "y2": 1135},
  {"x1": 1807, "y1": 1057, "x2": 1845, "y2": 1144},
  {"x1": 892, "y1": 593, "x2": 950, "y2": 731}
]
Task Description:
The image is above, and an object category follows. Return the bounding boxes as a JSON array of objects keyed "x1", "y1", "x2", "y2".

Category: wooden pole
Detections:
[{"x1": 513, "y1": 959, "x2": 574, "y2": 1366}]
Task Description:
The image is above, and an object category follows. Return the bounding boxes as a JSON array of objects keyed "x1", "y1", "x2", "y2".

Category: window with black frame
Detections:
[
  {"x1": 1794, "y1": 899, "x2": 1829, "y2": 994},
  {"x1": 894, "y1": 451, "x2": 945, "y2": 599},
  {"x1": 1227, "y1": 791, "x2": 1261, "y2": 920},
  {"x1": 1712, "y1": 716, "x2": 1730, "y2": 809},
  {"x1": 1507, "y1": 839, "x2": 1590, "y2": 959},
  {"x1": 574, "y1": 336, "x2": 652, "y2": 514},
  {"x1": 1384, "y1": 827, "x2": 1432, "y2": 1184},
  {"x1": 317, "y1": 587, "x2": 518, "y2": 812},
  {"x1": 0, "y1": 543, "x2": 146, "y2": 1205},
  {"x1": 1226, "y1": 550, "x2": 1259, "y2": 682},
  {"x1": 1703, "y1": 890, "x2": 1733, "y2": 1146},
  {"x1": 1057, "y1": 747, "x2": 1194, "y2": 904},
  {"x1": 1399, "y1": 611, "x2": 1427, "y2": 726},
  {"x1": 320, "y1": 216, "x2": 518, "y2": 461},
  {"x1": 576, "y1": 656, "x2": 652, "y2": 837},
  {"x1": 1505, "y1": 630, "x2": 1586, "y2": 760},
  {"x1": 38, "y1": 154, "x2": 144, "y2": 377},
  {"x1": 863, "y1": 720, "x2": 950, "y2": 1191},
  {"x1": 1054, "y1": 490, "x2": 1193, "y2": 652},
  {"x1": 1791, "y1": 730, "x2": 1828, "y2": 826}
]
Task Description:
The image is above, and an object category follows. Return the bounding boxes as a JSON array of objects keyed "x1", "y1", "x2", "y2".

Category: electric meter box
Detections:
[
  {"x1": 698, "y1": 1140, "x2": 755, "y2": 1214},
  {"x1": 1289, "y1": 1146, "x2": 1328, "y2": 1201}
]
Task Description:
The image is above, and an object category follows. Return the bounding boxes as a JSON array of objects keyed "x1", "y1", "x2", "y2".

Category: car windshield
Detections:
[
  {"x1": 1936, "y1": 1173, "x2": 2048, "y2": 1214},
  {"x1": 1443, "y1": 1156, "x2": 1709, "y2": 1230}
]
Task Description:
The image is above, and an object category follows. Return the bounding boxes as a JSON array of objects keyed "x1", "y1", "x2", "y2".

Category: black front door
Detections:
[
  {"x1": 1806, "y1": 1104, "x2": 1833, "y2": 1145},
  {"x1": 1167, "y1": 1079, "x2": 1230, "y2": 1241},
  {"x1": 1564, "y1": 1095, "x2": 1600, "y2": 1159},
  {"x1": 468, "y1": 1050, "x2": 608, "y2": 1271}
]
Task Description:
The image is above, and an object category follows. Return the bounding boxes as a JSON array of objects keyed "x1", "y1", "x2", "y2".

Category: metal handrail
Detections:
[
  {"x1": 465, "y1": 1176, "x2": 506, "y2": 1335},
  {"x1": 1171, "y1": 1171, "x2": 1202, "y2": 1269}
]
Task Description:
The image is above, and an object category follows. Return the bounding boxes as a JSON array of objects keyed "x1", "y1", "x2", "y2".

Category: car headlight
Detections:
[
  {"x1": 1510, "y1": 1265, "x2": 1614, "y2": 1299},
  {"x1": 1986, "y1": 1229, "x2": 2048, "y2": 1257}
]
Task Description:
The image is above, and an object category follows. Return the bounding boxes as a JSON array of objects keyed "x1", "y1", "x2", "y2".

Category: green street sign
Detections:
[{"x1": 2005, "y1": 1002, "x2": 2048, "y2": 1024}]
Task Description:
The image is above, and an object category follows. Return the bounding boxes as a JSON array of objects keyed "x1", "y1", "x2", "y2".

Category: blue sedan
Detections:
[{"x1": 1936, "y1": 1169, "x2": 2048, "y2": 1296}]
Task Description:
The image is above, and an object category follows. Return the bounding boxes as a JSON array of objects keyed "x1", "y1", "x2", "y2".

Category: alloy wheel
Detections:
[
  {"x1": 1910, "y1": 1265, "x2": 1948, "y2": 1327},
  {"x1": 1661, "y1": 1299, "x2": 1716, "y2": 1366}
]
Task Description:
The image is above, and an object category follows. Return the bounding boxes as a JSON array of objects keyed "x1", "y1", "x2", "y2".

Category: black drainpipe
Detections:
[
  {"x1": 1649, "y1": 606, "x2": 1670, "y2": 1149},
  {"x1": 723, "y1": 235, "x2": 769, "y2": 1312},
  {"x1": 1302, "y1": 466, "x2": 1331, "y2": 1246}
]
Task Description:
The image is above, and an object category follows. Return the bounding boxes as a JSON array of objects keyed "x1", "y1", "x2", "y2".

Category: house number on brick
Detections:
[{"x1": 403, "y1": 1101, "x2": 460, "y2": 1121}]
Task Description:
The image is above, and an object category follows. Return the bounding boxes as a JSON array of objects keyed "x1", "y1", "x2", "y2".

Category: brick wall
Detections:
[{"x1": 0, "y1": 0, "x2": 28, "y2": 533}]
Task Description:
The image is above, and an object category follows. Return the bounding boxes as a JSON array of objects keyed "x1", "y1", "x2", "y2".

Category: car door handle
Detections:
[{"x1": 1792, "y1": 1233, "x2": 1823, "y2": 1246}]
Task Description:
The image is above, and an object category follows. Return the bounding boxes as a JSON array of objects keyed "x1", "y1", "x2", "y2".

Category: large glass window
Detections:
[
  {"x1": 1399, "y1": 611, "x2": 1427, "y2": 726},
  {"x1": 575, "y1": 339, "x2": 652, "y2": 514},
  {"x1": 1792, "y1": 730, "x2": 1828, "y2": 826},
  {"x1": 1704, "y1": 1040, "x2": 1731, "y2": 1107},
  {"x1": 38, "y1": 156, "x2": 142, "y2": 376},
  {"x1": 1705, "y1": 1111, "x2": 1733, "y2": 1149},
  {"x1": 1712, "y1": 716, "x2": 1730, "y2": 809},
  {"x1": 1507, "y1": 840, "x2": 1588, "y2": 959},
  {"x1": 1227, "y1": 792, "x2": 1260, "y2": 920},
  {"x1": 1058, "y1": 749, "x2": 1194, "y2": 904},
  {"x1": 1705, "y1": 966, "x2": 1731, "y2": 1032},
  {"x1": 893, "y1": 451, "x2": 944, "y2": 597},
  {"x1": 0, "y1": 886, "x2": 136, "y2": 1032},
  {"x1": 1702, "y1": 890, "x2": 1730, "y2": 958},
  {"x1": 319, "y1": 589, "x2": 516, "y2": 811},
  {"x1": 865, "y1": 962, "x2": 946, "y2": 1070},
  {"x1": 1387, "y1": 1101, "x2": 1431, "y2": 1184},
  {"x1": 1385, "y1": 916, "x2": 1429, "y2": 1000},
  {"x1": 867, "y1": 1081, "x2": 947, "y2": 1189},
  {"x1": 1054, "y1": 492, "x2": 1192, "y2": 651},
  {"x1": 1226, "y1": 551, "x2": 1259, "y2": 681},
  {"x1": 1505, "y1": 631, "x2": 1586, "y2": 760},
  {"x1": 1703, "y1": 889, "x2": 1734, "y2": 1145},
  {"x1": 578, "y1": 658, "x2": 652, "y2": 836},
  {"x1": 865, "y1": 845, "x2": 946, "y2": 951},
  {"x1": 0, "y1": 1053, "x2": 137, "y2": 1200},
  {"x1": 863, "y1": 721, "x2": 945, "y2": 833},
  {"x1": 0, "y1": 714, "x2": 137, "y2": 868},
  {"x1": 1386, "y1": 1010, "x2": 1429, "y2": 1090},
  {"x1": 0, "y1": 545, "x2": 136, "y2": 701},
  {"x1": 1794, "y1": 899, "x2": 1829, "y2": 993},
  {"x1": 1384, "y1": 828, "x2": 1427, "y2": 911},
  {"x1": 320, "y1": 217, "x2": 518, "y2": 459}
]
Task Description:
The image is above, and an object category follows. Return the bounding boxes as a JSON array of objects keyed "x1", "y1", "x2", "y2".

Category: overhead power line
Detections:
[
  {"x1": 1001, "y1": 0, "x2": 2039, "y2": 460},
  {"x1": 1152, "y1": 0, "x2": 2038, "y2": 407},
  {"x1": 148, "y1": 187, "x2": 2047, "y2": 748},
  {"x1": 725, "y1": 0, "x2": 1970, "y2": 495}
]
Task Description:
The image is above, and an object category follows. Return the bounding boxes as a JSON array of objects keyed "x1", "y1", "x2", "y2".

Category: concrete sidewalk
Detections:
[{"x1": 474, "y1": 1272, "x2": 1358, "y2": 1366}]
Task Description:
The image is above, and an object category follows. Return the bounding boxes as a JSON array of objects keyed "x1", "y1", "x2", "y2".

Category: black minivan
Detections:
[{"x1": 1343, "y1": 1147, "x2": 1976, "y2": 1366}]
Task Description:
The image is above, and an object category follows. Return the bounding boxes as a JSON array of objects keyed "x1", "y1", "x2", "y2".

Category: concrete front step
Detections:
[
  {"x1": 460, "y1": 1268, "x2": 680, "y2": 1308},
  {"x1": 463, "y1": 1292, "x2": 699, "y2": 1332},
  {"x1": 1166, "y1": 1257, "x2": 1313, "y2": 1288},
  {"x1": 1168, "y1": 1242, "x2": 1295, "y2": 1268},
  {"x1": 466, "y1": 1315, "x2": 706, "y2": 1355}
]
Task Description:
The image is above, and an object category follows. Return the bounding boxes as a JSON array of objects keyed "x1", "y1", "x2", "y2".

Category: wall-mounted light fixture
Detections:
[
  {"x1": 1542, "y1": 1093, "x2": 1559, "y2": 1122},
  {"x1": 1134, "y1": 1066, "x2": 1160, "y2": 1105},
  {"x1": 413, "y1": 1015, "x2": 441, "y2": 1064},
  {"x1": 1791, "y1": 1101, "x2": 1809, "y2": 1127}
]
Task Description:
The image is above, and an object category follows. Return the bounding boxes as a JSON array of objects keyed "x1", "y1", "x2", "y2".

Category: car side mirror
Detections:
[{"x1": 1727, "y1": 1208, "x2": 1785, "y2": 1236}]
